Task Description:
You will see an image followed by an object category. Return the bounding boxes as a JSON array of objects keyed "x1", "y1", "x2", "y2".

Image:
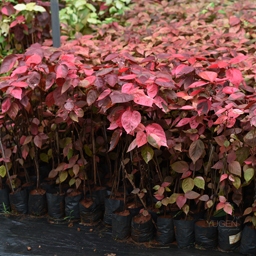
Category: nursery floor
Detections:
[{"x1": 0, "y1": 214, "x2": 241, "y2": 256}]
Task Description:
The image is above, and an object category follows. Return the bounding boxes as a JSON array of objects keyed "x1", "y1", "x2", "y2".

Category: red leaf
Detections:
[
  {"x1": 2, "y1": 98, "x2": 11, "y2": 113},
  {"x1": 177, "y1": 196, "x2": 186, "y2": 209},
  {"x1": 226, "y1": 68, "x2": 243, "y2": 88},
  {"x1": 119, "y1": 74, "x2": 136, "y2": 80},
  {"x1": 10, "y1": 88, "x2": 22, "y2": 100},
  {"x1": 1, "y1": 5, "x2": 15, "y2": 16},
  {"x1": 147, "y1": 83, "x2": 158, "y2": 98},
  {"x1": 145, "y1": 123, "x2": 167, "y2": 147},
  {"x1": 104, "y1": 53, "x2": 119, "y2": 61},
  {"x1": 161, "y1": 182, "x2": 170, "y2": 188},
  {"x1": 121, "y1": 110, "x2": 141, "y2": 134},
  {"x1": 229, "y1": 55, "x2": 247, "y2": 64},
  {"x1": 211, "y1": 160, "x2": 223, "y2": 170},
  {"x1": 45, "y1": 91, "x2": 55, "y2": 108},
  {"x1": 25, "y1": 54, "x2": 42, "y2": 65},
  {"x1": 105, "y1": 73, "x2": 118, "y2": 87},
  {"x1": 96, "y1": 67, "x2": 113, "y2": 76},
  {"x1": 31, "y1": 123, "x2": 38, "y2": 135},
  {"x1": 56, "y1": 64, "x2": 68, "y2": 79},
  {"x1": 11, "y1": 66, "x2": 28, "y2": 76},
  {"x1": 176, "y1": 118, "x2": 191, "y2": 127},
  {"x1": 7, "y1": 102, "x2": 19, "y2": 120},
  {"x1": 140, "y1": 56, "x2": 155, "y2": 63},
  {"x1": 110, "y1": 91, "x2": 134, "y2": 104},
  {"x1": 220, "y1": 174, "x2": 228, "y2": 182},
  {"x1": 45, "y1": 72, "x2": 56, "y2": 90},
  {"x1": 0, "y1": 54, "x2": 18, "y2": 74},
  {"x1": 109, "y1": 129, "x2": 122, "y2": 152},
  {"x1": 136, "y1": 131, "x2": 147, "y2": 147},
  {"x1": 34, "y1": 135, "x2": 42, "y2": 148},
  {"x1": 188, "y1": 81, "x2": 209, "y2": 88},
  {"x1": 122, "y1": 83, "x2": 134, "y2": 94},
  {"x1": 87, "y1": 90, "x2": 98, "y2": 106},
  {"x1": 185, "y1": 191, "x2": 200, "y2": 199},
  {"x1": 222, "y1": 87, "x2": 239, "y2": 94},
  {"x1": 97, "y1": 89, "x2": 111, "y2": 101},
  {"x1": 11, "y1": 81, "x2": 28, "y2": 88},
  {"x1": 229, "y1": 16, "x2": 240, "y2": 26},
  {"x1": 53, "y1": 87, "x2": 67, "y2": 106},
  {"x1": 198, "y1": 71, "x2": 217, "y2": 82},
  {"x1": 197, "y1": 99, "x2": 211, "y2": 115}
]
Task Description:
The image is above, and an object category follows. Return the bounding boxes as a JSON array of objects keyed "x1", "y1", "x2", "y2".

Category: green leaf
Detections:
[
  {"x1": 153, "y1": 185, "x2": 160, "y2": 190},
  {"x1": 48, "y1": 149, "x2": 52, "y2": 159},
  {"x1": 84, "y1": 145, "x2": 92, "y2": 157},
  {"x1": 218, "y1": 9, "x2": 226, "y2": 14},
  {"x1": 0, "y1": 165, "x2": 6, "y2": 178},
  {"x1": 194, "y1": 176, "x2": 205, "y2": 189},
  {"x1": 244, "y1": 129, "x2": 256, "y2": 147},
  {"x1": 40, "y1": 153, "x2": 48, "y2": 163},
  {"x1": 67, "y1": 148, "x2": 73, "y2": 161},
  {"x1": 244, "y1": 168, "x2": 254, "y2": 182},
  {"x1": 228, "y1": 161, "x2": 241, "y2": 177},
  {"x1": 155, "y1": 201, "x2": 162, "y2": 208},
  {"x1": 85, "y1": 3, "x2": 96, "y2": 12},
  {"x1": 171, "y1": 161, "x2": 189, "y2": 173},
  {"x1": 116, "y1": 0, "x2": 124, "y2": 9},
  {"x1": 26, "y1": 2, "x2": 36, "y2": 11},
  {"x1": 69, "y1": 178, "x2": 76, "y2": 186},
  {"x1": 169, "y1": 193, "x2": 179, "y2": 204},
  {"x1": 60, "y1": 171, "x2": 68, "y2": 183},
  {"x1": 233, "y1": 177, "x2": 241, "y2": 189},
  {"x1": 14, "y1": 4, "x2": 26, "y2": 11},
  {"x1": 34, "y1": 5, "x2": 46, "y2": 12},
  {"x1": 236, "y1": 147, "x2": 250, "y2": 165},
  {"x1": 182, "y1": 177, "x2": 194, "y2": 193},
  {"x1": 224, "y1": 140, "x2": 230, "y2": 148},
  {"x1": 189, "y1": 139, "x2": 205, "y2": 164},
  {"x1": 141, "y1": 146, "x2": 154, "y2": 164}
]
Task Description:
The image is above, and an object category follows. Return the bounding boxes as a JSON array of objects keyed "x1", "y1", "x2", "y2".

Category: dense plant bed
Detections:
[{"x1": 0, "y1": 0, "x2": 256, "y2": 253}]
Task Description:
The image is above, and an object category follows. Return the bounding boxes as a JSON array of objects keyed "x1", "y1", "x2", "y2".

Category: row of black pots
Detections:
[{"x1": 111, "y1": 213, "x2": 256, "y2": 255}]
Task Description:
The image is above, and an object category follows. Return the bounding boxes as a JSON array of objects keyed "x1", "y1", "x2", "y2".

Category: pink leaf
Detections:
[
  {"x1": 10, "y1": 88, "x2": 22, "y2": 100},
  {"x1": 121, "y1": 110, "x2": 141, "y2": 134},
  {"x1": 0, "y1": 54, "x2": 18, "y2": 74},
  {"x1": 97, "y1": 89, "x2": 111, "y2": 101},
  {"x1": 220, "y1": 174, "x2": 228, "y2": 182},
  {"x1": 176, "y1": 118, "x2": 191, "y2": 127},
  {"x1": 222, "y1": 87, "x2": 239, "y2": 94},
  {"x1": 177, "y1": 196, "x2": 187, "y2": 209},
  {"x1": 198, "y1": 71, "x2": 218, "y2": 82},
  {"x1": 188, "y1": 81, "x2": 209, "y2": 88},
  {"x1": 219, "y1": 196, "x2": 227, "y2": 203},
  {"x1": 119, "y1": 74, "x2": 136, "y2": 80},
  {"x1": 185, "y1": 191, "x2": 200, "y2": 199},
  {"x1": 34, "y1": 135, "x2": 42, "y2": 148},
  {"x1": 25, "y1": 54, "x2": 42, "y2": 65},
  {"x1": 224, "y1": 203, "x2": 233, "y2": 215},
  {"x1": 145, "y1": 123, "x2": 167, "y2": 147},
  {"x1": 216, "y1": 202, "x2": 225, "y2": 211},
  {"x1": 2, "y1": 98, "x2": 11, "y2": 113},
  {"x1": 136, "y1": 131, "x2": 147, "y2": 147},
  {"x1": 226, "y1": 68, "x2": 243, "y2": 88}
]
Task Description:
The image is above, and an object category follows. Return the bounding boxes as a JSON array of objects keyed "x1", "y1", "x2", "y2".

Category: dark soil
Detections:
[
  {"x1": 80, "y1": 199, "x2": 94, "y2": 208},
  {"x1": 22, "y1": 182, "x2": 35, "y2": 188},
  {"x1": 133, "y1": 214, "x2": 151, "y2": 224},
  {"x1": 127, "y1": 202, "x2": 142, "y2": 209},
  {"x1": 115, "y1": 210, "x2": 130, "y2": 216},
  {"x1": 66, "y1": 190, "x2": 82, "y2": 197},
  {"x1": 30, "y1": 188, "x2": 46, "y2": 195},
  {"x1": 159, "y1": 214, "x2": 173, "y2": 219}
]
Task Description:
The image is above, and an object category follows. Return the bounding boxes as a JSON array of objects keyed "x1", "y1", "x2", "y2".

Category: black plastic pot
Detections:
[
  {"x1": 40, "y1": 180, "x2": 55, "y2": 192},
  {"x1": 92, "y1": 187, "x2": 109, "y2": 211},
  {"x1": 112, "y1": 209, "x2": 132, "y2": 240},
  {"x1": 218, "y1": 221, "x2": 242, "y2": 252},
  {"x1": 156, "y1": 215, "x2": 175, "y2": 245},
  {"x1": 46, "y1": 192, "x2": 65, "y2": 219},
  {"x1": 103, "y1": 196, "x2": 124, "y2": 225},
  {"x1": 239, "y1": 224, "x2": 256, "y2": 255},
  {"x1": 195, "y1": 220, "x2": 218, "y2": 249},
  {"x1": 65, "y1": 192, "x2": 82, "y2": 220},
  {"x1": 0, "y1": 187, "x2": 10, "y2": 213},
  {"x1": 131, "y1": 214, "x2": 154, "y2": 242},
  {"x1": 9, "y1": 189, "x2": 28, "y2": 214},
  {"x1": 79, "y1": 197, "x2": 102, "y2": 225},
  {"x1": 22, "y1": 182, "x2": 35, "y2": 194},
  {"x1": 174, "y1": 219, "x2": 195, "y2": 248},
  {"x1": 28, "y1": 190, "x2": 47, "y2": 216}
]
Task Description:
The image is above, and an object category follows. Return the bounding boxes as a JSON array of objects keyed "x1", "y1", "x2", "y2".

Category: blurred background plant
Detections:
[{"x1": 59, "y1": 0, "x2": 131, "y2": 38}]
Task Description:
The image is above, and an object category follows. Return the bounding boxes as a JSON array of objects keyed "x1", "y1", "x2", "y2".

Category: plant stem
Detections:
[{"x1": 0, "y1": 139, "x2": 14, "y2": 193}]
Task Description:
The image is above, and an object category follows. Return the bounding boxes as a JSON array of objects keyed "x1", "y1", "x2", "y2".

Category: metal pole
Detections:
[{"x1": 50, "y1": 0, "x2": 61, "y2": 48}]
